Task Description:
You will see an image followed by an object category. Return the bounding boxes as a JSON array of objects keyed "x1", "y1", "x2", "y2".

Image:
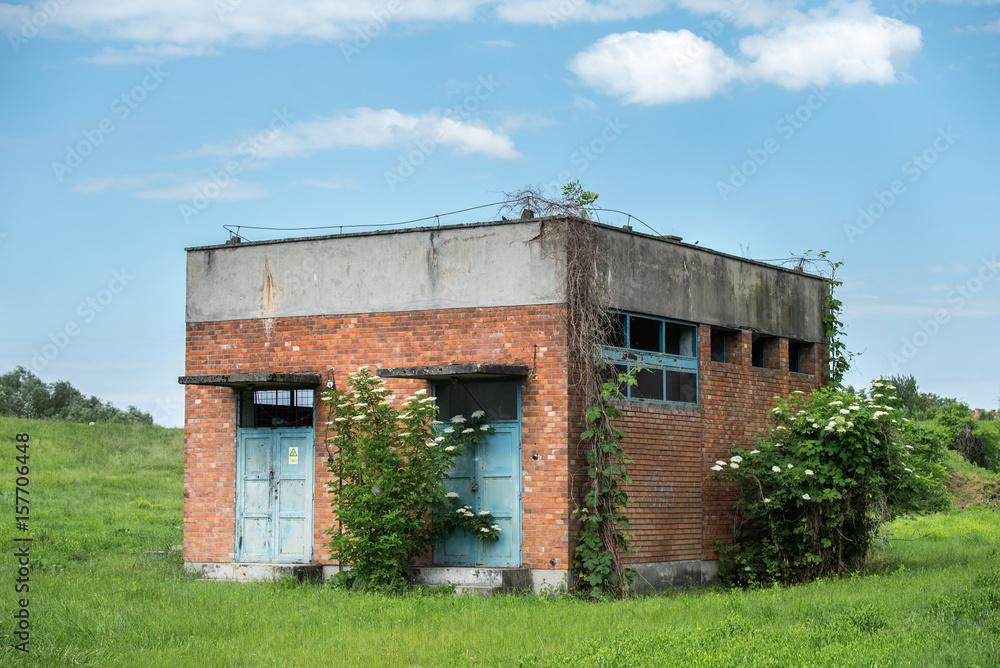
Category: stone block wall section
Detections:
[{"x1": 183, "y1": 304, "x2": 574, "y2": 570}]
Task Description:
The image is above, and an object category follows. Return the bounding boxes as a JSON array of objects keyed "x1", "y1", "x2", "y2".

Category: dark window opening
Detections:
[
  {"x1": 663, "y1": 322, "x2": 695, "y2": 356},
  {"x1": 629, "y1": 316, "x2": 661, "y2": 352},
  {"x1": 434, "y1": 380, "x2": 519, "y2": 422},
  {"x1": 634, "y1": 368, "x2": 665, "y2": 401},
  {"x1": 600, "y1": 312, "x2": 699, "y2": 405},
  {"x1": 788, "y1": 342, "x2": 801, "y2": 373},
  {"x1": 751, "y1": 336, "x2": 767, "y2": 368},
  {"x1": 710, "y1": 330, "x2": 730, "y2": 363},
  {"x1": 665, "y1": 371, "x2": 698, "y2": 403},
  {"x1": 240, "y1": 389, "x2": 314, "y2": 428}
]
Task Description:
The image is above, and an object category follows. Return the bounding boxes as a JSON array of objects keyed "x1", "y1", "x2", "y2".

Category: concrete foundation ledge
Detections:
[
  {"x1": 629, "y1": 559, "x2": 719, "y2": 593},
  {"x1": 414, "y1": 566, "x2": 532, "y2": 594},
  {"x1": 186, "y1": 562, "x2": 322, "y2": 582}
]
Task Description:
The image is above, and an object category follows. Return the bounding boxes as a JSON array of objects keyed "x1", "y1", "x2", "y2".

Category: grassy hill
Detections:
[{"x1": 2, "y1": 418, "x2": 998, "y2": 666}]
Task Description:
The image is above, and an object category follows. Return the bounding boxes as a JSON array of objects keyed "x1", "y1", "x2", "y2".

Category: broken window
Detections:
[
  {"x1": 601, "y1": 312, "x2": 698, "y2": 405},
  {"x1": 239, "y1": 389, "x2": 314, "y2": 428}
]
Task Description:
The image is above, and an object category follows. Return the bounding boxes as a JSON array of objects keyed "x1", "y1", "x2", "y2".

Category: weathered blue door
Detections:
[
  {"x1": 433, "y1": 380, "x2": 522, "y2": 567},
  {"x1": 236, "y1": 428, "x2": 313, "y2": 563}
]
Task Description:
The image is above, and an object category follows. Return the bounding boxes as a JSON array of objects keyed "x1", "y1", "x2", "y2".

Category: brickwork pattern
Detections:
[
  {"x1": 185, "y1": 309, "x2": 824, "y2": 571},
  {"x1": 184, "y1": 304, "x2": 574, "y2": 569}
]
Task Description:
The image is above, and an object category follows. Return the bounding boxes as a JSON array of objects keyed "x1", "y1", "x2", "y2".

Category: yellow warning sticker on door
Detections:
[{"x1": 288, "y1": 447, "x2": 298, "y2": 465}]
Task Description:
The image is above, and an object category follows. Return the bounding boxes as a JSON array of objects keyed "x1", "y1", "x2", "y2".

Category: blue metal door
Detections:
[
  {"x1": 434, "y1": 421, "x2": 522, "y2": 567},
  {"x1": 236, "y1": 428, "x2": 313, "y2": 563}
]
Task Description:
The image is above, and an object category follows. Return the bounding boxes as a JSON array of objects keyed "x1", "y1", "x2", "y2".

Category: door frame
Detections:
[
  {"x1": 234, "y1": 391, "x2": 315, "y2": 564},
  {"x1": 431, "y1": 379, "x2": 523, "y2": 567}
]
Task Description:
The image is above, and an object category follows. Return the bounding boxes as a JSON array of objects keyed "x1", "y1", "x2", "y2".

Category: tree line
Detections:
[{"x1": 0, "y1": 367, "x2": 153, "y2": 425}]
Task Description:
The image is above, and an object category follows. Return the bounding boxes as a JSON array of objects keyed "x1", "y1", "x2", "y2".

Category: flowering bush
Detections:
[
  {"x1": 323, "y1": 368, "x2": 497, "y2": 591},
  {"x1": 711, "y1": 379, "x2": 950, "y2": 586}
]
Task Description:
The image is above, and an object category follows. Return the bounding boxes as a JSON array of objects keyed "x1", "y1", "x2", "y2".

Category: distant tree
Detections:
[
  {"x1": 886, "y1": 374, "x2": 959, "y2": 421},
  {"x1": 0, "y1": 367, "x2": 153, "y2": 425}
]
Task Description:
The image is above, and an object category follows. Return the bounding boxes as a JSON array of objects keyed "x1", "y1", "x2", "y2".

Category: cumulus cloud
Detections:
[
  {"x1": 187, "y1": 108, "x2": 520, "y2": 160},
  {"x1": 571, "y1": 1, "x2": 923, "y2": 103},
  {"x1": 740, "y1": 2, "x2": 922, "y2": 88},
  {"x1": 570, "y1": 30, "x2": 740, "y2": 104}
]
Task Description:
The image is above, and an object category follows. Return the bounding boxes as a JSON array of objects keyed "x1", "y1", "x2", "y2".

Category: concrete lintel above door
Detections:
[
  {"x1": 178, "y1": 372, "x2": 322, "y2": 389},
  {"x1": 377, "y1": 363, "x2": 529, "y2": 381}
]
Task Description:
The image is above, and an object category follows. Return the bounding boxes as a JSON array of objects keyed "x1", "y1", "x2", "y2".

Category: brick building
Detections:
[{"x1": 179, "y1": 216, "x2": 827, "y2": 591}]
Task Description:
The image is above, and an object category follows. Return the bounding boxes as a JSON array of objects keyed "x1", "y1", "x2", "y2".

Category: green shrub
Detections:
[
  {"x1": 711, "y1": 380, "x2": 950, "y2": 586},
  {"x1": 323, "y1": 368, "x2": 498, "y2": 592}
]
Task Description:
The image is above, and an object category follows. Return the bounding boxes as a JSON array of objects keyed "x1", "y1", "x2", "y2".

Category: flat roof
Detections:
[{"x1": 184, "y1": 216, "x2": 826, "y2": 282}]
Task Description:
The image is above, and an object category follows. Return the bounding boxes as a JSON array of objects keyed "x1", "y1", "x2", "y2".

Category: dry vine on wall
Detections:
[{"x1": 502, "y1": 185, "x2": 636, "y2": 597}]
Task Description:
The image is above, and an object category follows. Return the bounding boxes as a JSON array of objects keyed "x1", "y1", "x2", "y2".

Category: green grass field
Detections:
[{"x1": 2, "y1": 418, "x2": 998, "y2": 667}]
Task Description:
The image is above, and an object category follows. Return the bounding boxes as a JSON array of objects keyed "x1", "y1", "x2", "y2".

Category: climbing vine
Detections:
[
  {"x1": 774, "y1": 249, "x2": 853, "y2": 385},
  {"x1": 574, "y1": 361, "x2": 638, "y2": 597},
  {"x1": 503, "y1": 183, "x2": 636, "y2": 597}
]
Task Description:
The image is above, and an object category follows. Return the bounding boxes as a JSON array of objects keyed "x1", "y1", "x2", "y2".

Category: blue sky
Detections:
[{"x1": 1, "y1": 0, "x2": 998, "y2": 427}]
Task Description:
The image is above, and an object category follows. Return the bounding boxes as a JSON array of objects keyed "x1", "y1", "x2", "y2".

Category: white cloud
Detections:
[
  {"x1": 481, "y1": 39, "x2": 515, "y2": 47},
  {"x1": 740, "y1": 2, "x2": 923, "y2": 88},
  {"x1": 0, "y1": 0, "x2": 485, "y2": 53},
  {"x1": 134, "y1": 179, "x2": 267, "y2": 201},
  {"x1": 570, "y1": 29, "x2": 740, "y2": 104},
  {"x1": 495, "y1": 0, "x2": 668, "y2": 24},
  {"x1": 74, "y1": 172, "x2": 267, "y2": 200},
  {"x1": 189, "y1": 108, "x2": 521, "y2": 160},
  {"x1": 965, "y1": 17, "x2": 1000, "y2": 32},
  {"x1": 572, "y1": 1, "x2": 923, "y2": 103}
]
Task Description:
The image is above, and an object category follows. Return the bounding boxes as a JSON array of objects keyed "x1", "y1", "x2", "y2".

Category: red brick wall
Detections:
[
  {"x1": 183, "y1": 304, "x2": 575, "y2": 569},
  {"x1": 608, "y1": 326, "x2": 822, "y2": 565},
  {"x1": 184, "y1": 309, "x2": 824, "y2": 570},
  {"x1": 697, "y1": 327, "x2": 821, "y2": 560}
]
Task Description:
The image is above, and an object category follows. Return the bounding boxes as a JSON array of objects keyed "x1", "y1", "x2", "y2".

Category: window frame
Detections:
[
  {"x1": 601, "y1": 311, "x2": 699, "y2": 406},
  {"x1": 238, "y1": 388, "x2": 315, "y2": 429}
]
